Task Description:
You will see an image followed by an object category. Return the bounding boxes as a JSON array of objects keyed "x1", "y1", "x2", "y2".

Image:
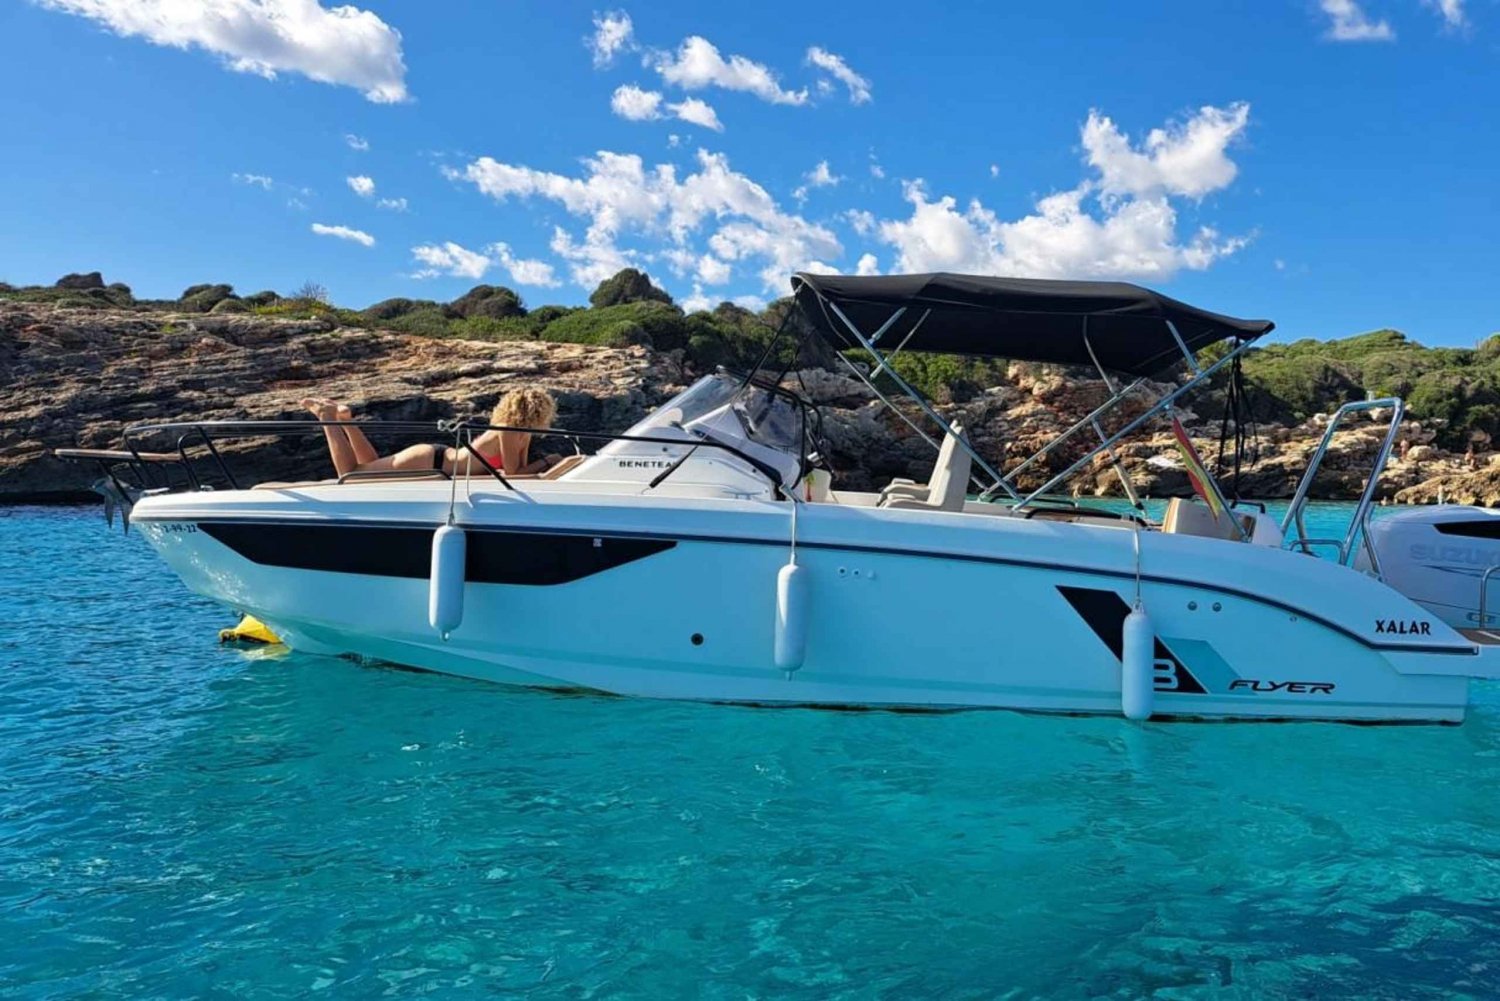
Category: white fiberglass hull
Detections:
[{"x1": 132, "y1": 484, "x2": 1499, "y2": 723}]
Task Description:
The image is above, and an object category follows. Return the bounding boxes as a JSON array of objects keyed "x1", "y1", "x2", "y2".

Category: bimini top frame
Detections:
[{"x1": 790, "y1": 271, "x2": 1273, "y2": 516}]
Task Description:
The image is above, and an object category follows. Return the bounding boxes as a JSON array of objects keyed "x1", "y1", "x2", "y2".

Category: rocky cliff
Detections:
[{"x1": 0, "y1": 298, "x2": 1481, "y2": 504}]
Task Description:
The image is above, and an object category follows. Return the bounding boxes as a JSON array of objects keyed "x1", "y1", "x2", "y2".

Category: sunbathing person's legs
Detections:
[
  {"x1": 303, "y1": 398, "x2": 358, "y2": 477},
  {"x1": 336, "y1": 404, "x2": 380, "y2": 467}
]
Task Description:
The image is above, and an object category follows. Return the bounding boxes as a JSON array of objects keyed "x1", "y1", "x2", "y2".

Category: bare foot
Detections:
[
  {"x1": 314, "y1": 402, "x2": 339, "y2": 422},
  {"x1": 336, "y1": 404, "x2": 354, "y2": 421},
  {"x1": 300, "y1": 397, "x2": 324, "y2": 417}
]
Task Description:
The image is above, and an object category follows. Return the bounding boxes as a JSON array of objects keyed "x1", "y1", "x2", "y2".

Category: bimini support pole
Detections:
[
  {"x1": 823, "y1": 298, "x2": 1021, "y2": 502},
  {"x1": 1082, "y1": 322, "x2": 1144, "y2": 511},
  {"x1": 1014, "y1": 338, "x2": 1256, "y2": 510}
]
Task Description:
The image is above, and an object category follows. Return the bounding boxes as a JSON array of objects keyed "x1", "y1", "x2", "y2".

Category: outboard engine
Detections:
[{"x1": 1358, "y1": 506, "x2": 1500, "y2": 630}]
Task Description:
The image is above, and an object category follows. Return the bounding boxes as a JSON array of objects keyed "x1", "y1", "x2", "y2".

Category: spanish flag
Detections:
[{"x1": 1171, "y1": 417, "x2": 1224, "y2": 518}]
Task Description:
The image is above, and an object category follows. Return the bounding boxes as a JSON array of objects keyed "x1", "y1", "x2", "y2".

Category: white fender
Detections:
[
  {"x1": 429, "y1": 524, "x2": 466, "y2": 638},
  {"x1": 774, "y1": 561, "x2": 808, "y2": 672},
  {"x1": 1121, "y1": 605, "x2": 1154, "y2": 721}
]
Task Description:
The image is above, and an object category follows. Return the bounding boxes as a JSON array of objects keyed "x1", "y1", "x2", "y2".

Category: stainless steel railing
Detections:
[{"x1": 1281, "y1": 397, "x2": 1405, "y2": 570}]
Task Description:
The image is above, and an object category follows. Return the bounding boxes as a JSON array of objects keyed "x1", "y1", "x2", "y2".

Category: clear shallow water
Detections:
[{"x1": 2, "y1": 503, "x2": 1499, "y2": 1000}]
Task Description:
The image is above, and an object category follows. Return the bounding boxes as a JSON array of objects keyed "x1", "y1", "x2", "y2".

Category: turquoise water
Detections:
[{"x1": 3, "y1": 503, "x2": 1499, "y2": 999}]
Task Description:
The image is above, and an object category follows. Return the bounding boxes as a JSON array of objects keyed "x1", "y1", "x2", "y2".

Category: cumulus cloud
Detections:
[
  {"x1": 1082, "y1": 103, "x2": 1249, "y2": 200},
  {"x1": 376, "y1": 196, "x2": 407, "y2": 211},
  {"x1": 232, "y1": 172, "x2": 274, "y2": 189},
  {"x1": 36, "y1": 0, "x2": 409, "y2": 102},
  {"x1": 876, "y1": 103, "x2": 1253, "y2": 280},
  {"x1": 610, "y1": 83, "x2": 662, "y2": 121},
  {"x1": 346, "y1": 174, "x2": 375, "y2": 197},
  {"x1": 491, "y1": 243, "x2": 561, "y2": 287},
  {"x1": 610, "y1": 85, "x2": 724, "y2": 131},
  {"x1": 649, "y1": 36, "x2": 807, "y2": 106},
  {"x1": 793, "y1": 159, "x2": 840, "y2": 201},
  {"x1": 1319, "y1": 0, "x2": 1395, "y2": 41},
  {"x1": 344, "y1": 133, "x2": 369, "y2": 151},
  {"x1": 452, "y1": 148, "x2": 839, "y2": 291},
  {"x1": 1422, "y1": 0, "x2": 1466, "y2": 29},
  {"x1": 311, "y1": 222, "x2": 375, "y2": 246},
  {"x1": 410, "y1": 240, "x2": 560, "y2": 286},
  {"x1": 805, "y1": 46, "x2": 871, "y2": 104},
  {"x1": 669, "y1": 96, "x2": 722, "y2": 131},
  {"x1": 411, "y1": 241, "x2": 489, "y2": 279},
  {"x1": 590, "y1": 10, "x2": 634, "y2": 67}
]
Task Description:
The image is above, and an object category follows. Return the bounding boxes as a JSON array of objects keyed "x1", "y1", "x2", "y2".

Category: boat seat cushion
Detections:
[
  {"x1": 881, "y1": 427, "x2": 972, "y2": 513},
  {"x1": 879, "y1": 423, "x2": 965, "y2": 505}
]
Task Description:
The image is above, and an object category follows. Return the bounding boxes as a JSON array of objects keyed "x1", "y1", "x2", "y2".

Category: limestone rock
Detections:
[{"x1": 0, "y1": 299, "x2": 680, "y2": 501}]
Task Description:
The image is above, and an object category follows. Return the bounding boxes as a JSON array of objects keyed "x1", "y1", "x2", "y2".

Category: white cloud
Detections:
[
  {"x1": 1319, "y1": 0, "x2": 1395, "y2": 41},
  {"x1": 681, "y1": 284, "x2": 714, "y2": 313},
  {"x1": 854, "y1": 252, "x2": 880, "y2": 276},
  {"x1": 376, "y1": 196, "x2": 407, "y2": 211},
  {"x1": 549, "y1": 226, "x2": 636, "y2": 289},
  {"x1": 453, "y1": 148, "x2": 839, "y2": 291},
  {"x1": 792, "y1": 159, "x2": 841, "y2": 202},
  {"x1": 232, "y1": 172, "x2": 273, "y2": 189},
  {"x1": 989, "y1": 164, "x2": 1000, "y2": 178},
  {"x1": 346, "y1": 174, "x2": 376, "y2": 197},
  {"x1": 650, "y1": 36, "x2": 807, "y2": 106},
  {"x1": 845, "y1": 209, "x2": 876, "y2": 236},
  {"x1": 611, "y1": 84, "x2": 662, "y2": 121},
  {"x1": 876, "y1": 103, "x2": 1253, "y2": 281},
  {"x1": 869, "y1": 161, "x2": 886, "y2": 179},
  {"x1": 344, "y1": 133, "x2": 369, "y2": 151},
  {"x1": 805, "y1": 46, "x2": 871, "y2": 104},
  {"x1": 411, "y1": 241, "x2": 489, "y2": 279},
  {"x1": 668, "y1": 96, "x2": 723, "y2": 131},
  {"x1": 612, "y1": 86, "x2": 725, "y2": 132},
  {"x1": 490, "y1": 242, "x2": 561, "y2": 287},
  {"x1": 1082, "y1": 103, "x2": 1249, "y2": 200},
  {"x1": 37, "y1": 0, "x2": 409, "y2": 102},
  {"x1": 408, "y1": 240, "x2": 560, "y2": 286},
  {"x1": 311, "y1": 222, "x2": 375, "y2": 246},
  {"x1": 1422, "y1": 0, "x2": 1466, "y2": 29},
  {"x1": 590, "y1": 10, "x2": 634, "y2": 67},
  {"x1": 696, "y1": 254, "x2": 731, "y2": 285}
]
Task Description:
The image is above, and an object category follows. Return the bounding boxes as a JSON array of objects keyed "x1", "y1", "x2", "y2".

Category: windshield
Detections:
[{"x1": 628, "y1": 371, "x2": 806, "y2": 459}]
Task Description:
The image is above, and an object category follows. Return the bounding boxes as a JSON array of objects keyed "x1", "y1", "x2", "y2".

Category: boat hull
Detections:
[{"x1": 130, "y1": 485, "x2": 1493, "y2": 723}]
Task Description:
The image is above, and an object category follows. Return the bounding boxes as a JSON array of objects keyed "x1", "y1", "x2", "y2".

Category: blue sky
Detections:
[{"x1": 0, "y1": 0, "x2": 1494, "y2": 345}]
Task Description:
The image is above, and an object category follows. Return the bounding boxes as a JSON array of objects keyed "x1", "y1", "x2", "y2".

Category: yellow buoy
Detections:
[{"x1": 218, "y1": 614, "x2": 282, "y2": 645}]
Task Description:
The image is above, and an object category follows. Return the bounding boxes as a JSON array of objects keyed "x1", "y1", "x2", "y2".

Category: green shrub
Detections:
[
  {"x1": 385, "y1": 307, "x2": 455, "y2": 338},
  {"x1": 210, "y1": 298, "x2": 249, "y2": 313},
  {"x1": 447, "y1": 285, "x2": 525, "y2": 320},
  {"x1": 528, "y1": 304, "x2": 580, "y2": 328},
  {"x1": 451, "y1": 314, "x2": 542, "y2": 341},
  {"x1": 362, "y1": 297, "x2": 439, "y2": 321},
  {"x1": 588, "y1": 268, "x2": 673, "y2": 308},
  {"x1": 243, "y1": 290, "x2": 280, "y2": 308},
  {"x1": 179, "y1": 283, "x2": 235, "y2": 312},
  {"x1": 541, "y1": 300, "x2": 687, "y2": 349}
]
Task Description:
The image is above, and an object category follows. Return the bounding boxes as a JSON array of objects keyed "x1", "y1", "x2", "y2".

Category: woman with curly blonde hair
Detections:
[{"x1": 303, "y1": 387, "x2": 562, "y2": 479}]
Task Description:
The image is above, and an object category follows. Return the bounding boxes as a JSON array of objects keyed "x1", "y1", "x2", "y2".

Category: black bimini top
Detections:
[{"x1": 791, "y1": 272, "x2": 1273, "y2": 377}]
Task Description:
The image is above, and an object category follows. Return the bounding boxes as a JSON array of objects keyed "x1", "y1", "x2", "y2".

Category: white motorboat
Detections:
[{"x1": 60, "y1": 273, "x2": 1500, "y2": 723}]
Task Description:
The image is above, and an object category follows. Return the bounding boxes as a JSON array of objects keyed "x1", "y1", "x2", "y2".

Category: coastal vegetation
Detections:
[{"x1": 3, "y1": 268, "x2": 1496, "y2": 447}]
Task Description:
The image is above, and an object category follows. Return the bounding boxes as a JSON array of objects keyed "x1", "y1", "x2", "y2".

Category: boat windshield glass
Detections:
[{"x1": 627, "y1": 371, "x2": 806, "y2": 459}]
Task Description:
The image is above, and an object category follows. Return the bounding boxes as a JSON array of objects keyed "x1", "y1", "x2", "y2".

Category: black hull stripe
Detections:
[
  {"x1": 198, "y1": 521, "x2": 674, "y2": 585},
  {"x1": 138, "y1": 515, "x2": 1474, "y2": 656}
]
